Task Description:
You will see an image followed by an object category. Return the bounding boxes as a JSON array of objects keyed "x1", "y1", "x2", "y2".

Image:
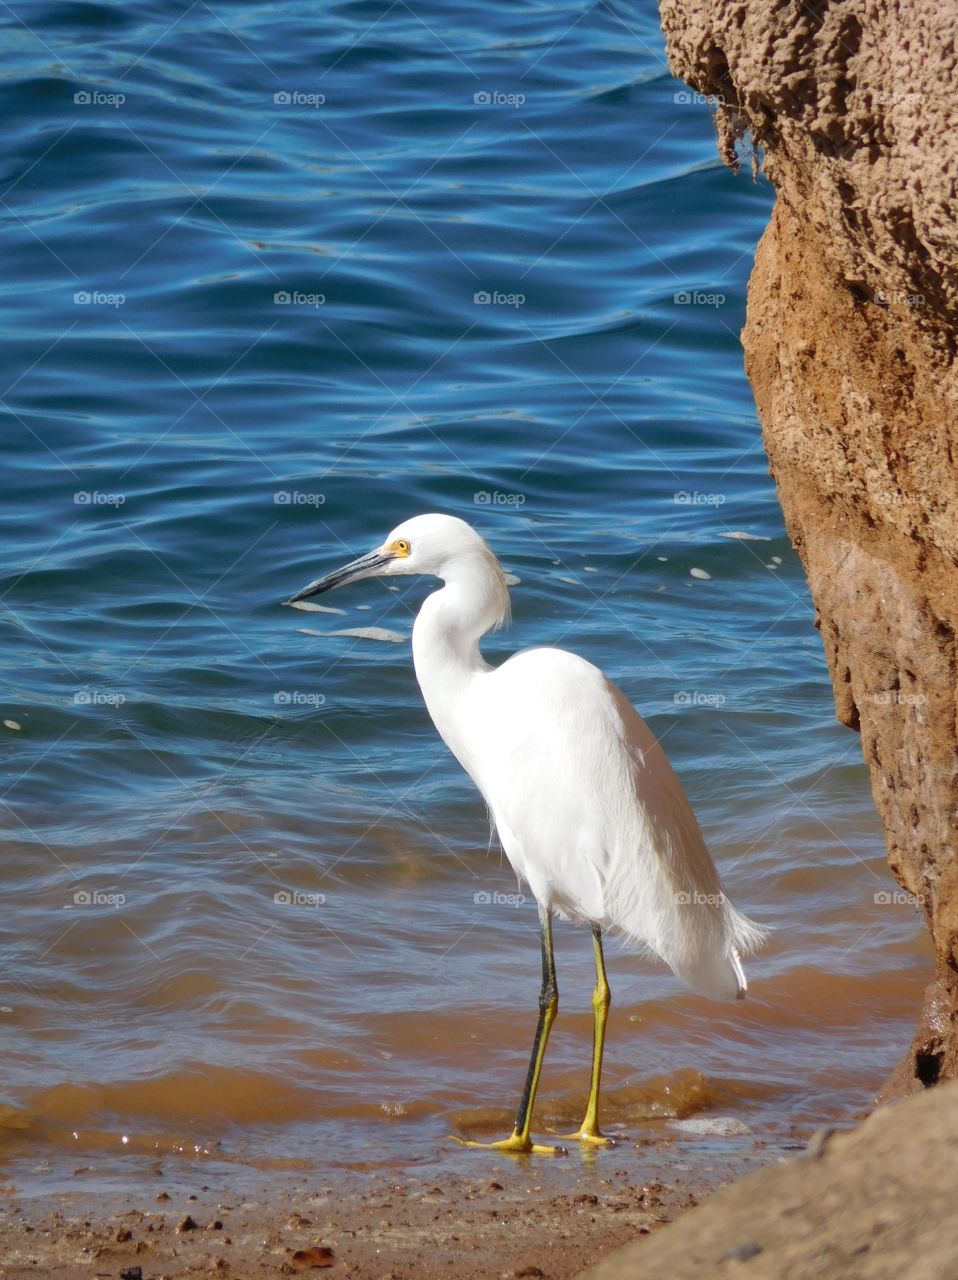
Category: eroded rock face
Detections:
[
  {"x1": 658, "y1": 0, "x2": 958, "y2": 1090},
  {"x1": 582, "y1": 1080, "x2": 958, "y2": 1280}
]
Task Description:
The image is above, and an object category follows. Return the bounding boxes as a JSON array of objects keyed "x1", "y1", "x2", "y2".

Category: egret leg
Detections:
[
  {"x1": 563, "y1": 925, "x2": 614, "y2": 1145},
  {"x1": 454, "y1": 903, "x2": 565, "y2": 1155}
]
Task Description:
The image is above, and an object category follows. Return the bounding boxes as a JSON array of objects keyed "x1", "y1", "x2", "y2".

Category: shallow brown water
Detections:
[{"x1": 0, "y1": 778, "x2": 931, "y2": 1199}]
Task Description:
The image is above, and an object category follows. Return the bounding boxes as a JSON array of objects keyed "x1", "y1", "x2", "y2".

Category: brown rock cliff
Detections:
[
  {"x1": 581, "y1": 1079, "x2": 958, "y2": 1280},
  {"x1": 657, "y1": 0, "x2": 958, "y2": 1090}
]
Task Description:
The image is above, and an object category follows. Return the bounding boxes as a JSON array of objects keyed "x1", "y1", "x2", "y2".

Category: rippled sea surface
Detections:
[{"x1": 1, "y1": 0, "x2": 929, "y2": 1194}]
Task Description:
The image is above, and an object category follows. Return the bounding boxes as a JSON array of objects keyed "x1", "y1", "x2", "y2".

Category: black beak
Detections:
[{"x1": 285, "y1": 549, "x2": 395, "y2": 605}]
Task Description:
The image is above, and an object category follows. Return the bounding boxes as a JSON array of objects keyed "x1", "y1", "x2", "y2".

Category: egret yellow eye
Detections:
[{"x1": 394, "y1": 539, "x2": 411, "y2": 556}]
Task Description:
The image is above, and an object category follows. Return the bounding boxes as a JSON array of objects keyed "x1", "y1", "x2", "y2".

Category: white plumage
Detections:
[
  {"x1": 288, "y1": 511, "x2": 766, "y2": 1153},
  {"x1": 402, "y1": 515, "x2": 763, "y2": 1001}
]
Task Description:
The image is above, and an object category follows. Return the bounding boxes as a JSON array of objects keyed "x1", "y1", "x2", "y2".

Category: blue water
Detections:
[{"x1": 0, "y1": 0, "x2": 927, "y2": 1191}]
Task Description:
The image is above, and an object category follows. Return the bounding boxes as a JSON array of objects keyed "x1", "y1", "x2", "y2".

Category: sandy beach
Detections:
[{"x1": 0, "y1": 1128, "x2": 780, "y2": 1278}]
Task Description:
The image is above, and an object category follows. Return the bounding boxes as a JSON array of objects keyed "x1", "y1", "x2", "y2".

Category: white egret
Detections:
[{"x1": 287, "y1": 514, "x2": 765, "y2": 1155}]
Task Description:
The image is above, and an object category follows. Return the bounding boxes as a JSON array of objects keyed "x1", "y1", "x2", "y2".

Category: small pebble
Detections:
[
  {"x1": 721, "y1": 1242, "x2": 764, "y2": 1262},
  {"x1": 690, "y1": 567, "x2": 711, "y2": 580},
  {"x1": 671, "y1": 1116, "x2": 751, "y2": 1136},
  {"x1": 3, "y1": 719, "x2": 21, "y2": 731},
  {"x1": 177, "y1": 1214, "x2": 198, "y2": 1232},
  {"x1": 290, "y1": 1245, "x2": 336, "y2": 1270}
]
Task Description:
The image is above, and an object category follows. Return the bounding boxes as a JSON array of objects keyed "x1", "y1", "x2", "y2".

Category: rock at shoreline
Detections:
[
  {"x1": 659, "y1": 0, "x2": 958, "y2": 1091},
  {"x1": 581, "y1": 1079, "x2": 958, "y2": 1279}
]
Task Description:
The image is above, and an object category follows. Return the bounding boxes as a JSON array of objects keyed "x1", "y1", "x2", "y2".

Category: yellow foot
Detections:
[
  {"x1": 451, "y1": 1133, "x2": 568, "y2": 1156},
  {"x1": 560, "y1": 1127, "x2": 616, "y2": 1147}
]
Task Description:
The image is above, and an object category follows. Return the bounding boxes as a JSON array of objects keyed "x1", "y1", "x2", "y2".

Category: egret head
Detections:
[{"x1": 286, "y1": 513, "x2": 511, "y2": 626}]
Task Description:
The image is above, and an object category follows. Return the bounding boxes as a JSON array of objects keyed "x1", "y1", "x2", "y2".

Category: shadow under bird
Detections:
[{"x1": 286, "y1": 513, "x2": 765, "y2": 1155}]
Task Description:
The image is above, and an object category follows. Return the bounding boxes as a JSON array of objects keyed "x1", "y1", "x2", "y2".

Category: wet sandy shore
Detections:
[{"x1": 0, "y1": 1131, "x2": 782, "y2": 1279}]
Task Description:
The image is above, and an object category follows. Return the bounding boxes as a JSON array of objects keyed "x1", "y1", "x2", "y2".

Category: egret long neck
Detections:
[{"x1": 411, "y1": 573, "x2": 499, "y2": 758}]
